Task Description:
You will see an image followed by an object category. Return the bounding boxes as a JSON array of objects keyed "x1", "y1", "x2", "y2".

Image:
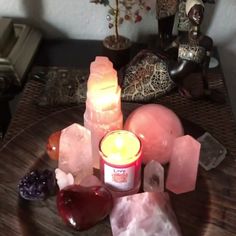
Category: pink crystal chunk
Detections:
[
  {"x1": 124, "y1": 104, "x2": 184, "y2": 164},
  {"x1": 75, "y1": 175, "x2": 102, "y2": 187},
  {"x1": 90, "y1": 56, "x2": 113, "y2": 75},
  {"x1": 110, "y1": 192, "x2": 182, "y2": 236},
  {"x1": 143, "y1": 160, "x2": 164, "y2": 192},
  {"x1": 166, "y1": 135, "x2": 201, "y2": 194},
  {"x1": 58, "y1": 123, "x2": 93, "y2": 181},
  {"x1": 55, "y1": 168, "x2": 74, "y2": 190}
]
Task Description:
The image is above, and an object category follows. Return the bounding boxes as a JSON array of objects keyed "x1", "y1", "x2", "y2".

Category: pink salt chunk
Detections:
[
  {"x1": 90, "y1": 56, "x2": 113, "y2": 73},
  {"x1": 88, "y1": 56, "x2": 118, "y2": 92},
  {"x1": 110, "y1": 192, "x2": 182, "y2": 236},
  {"x1": 58, "y1": 123, "x2": 93, "y2": 180},
  {"x1": 166, "y1": 135, "x2": 201, "y2": 194}
]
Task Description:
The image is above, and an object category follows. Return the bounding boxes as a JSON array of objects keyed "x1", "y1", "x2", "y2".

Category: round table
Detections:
[{"x1": 0, "y1": 103, "x2": 235, "y2": 236}]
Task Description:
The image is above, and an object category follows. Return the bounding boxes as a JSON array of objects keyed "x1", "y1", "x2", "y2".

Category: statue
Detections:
[
  {"x1": 177, "y1": 0, "x2": 216, "y2": 36},
  {"x1": 177, "y1": 0, "x2": 192, "y2": 36},
  {"x1": 156, "y1": 0, "x2": 179, "y2": 47},
  {"x1": 120, "y1": 0, "x2": 224, "y2": 103}
]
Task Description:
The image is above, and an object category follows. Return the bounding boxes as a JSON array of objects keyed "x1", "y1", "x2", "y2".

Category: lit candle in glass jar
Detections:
[{"x1": 99, "y1": 130, "x2": 142, "y2": 197}]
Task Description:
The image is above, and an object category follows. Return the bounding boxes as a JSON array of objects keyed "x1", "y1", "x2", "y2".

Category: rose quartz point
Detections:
[
  {"x1": 124, "y1": 104, "x2": 184, "y2": 164},
  {"x1": 110, "y1": 192, "x2": 182, "y2": 236},
  {"x1": 166, "y1": 135, "x2": 201, "y2": 194},
  {"x1": 58, "y1": 123, "x2": 93, "y2": 180}
]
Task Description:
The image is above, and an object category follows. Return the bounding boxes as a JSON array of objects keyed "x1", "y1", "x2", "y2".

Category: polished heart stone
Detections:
[
  {"x1": 57, "y1": 185, "x2": 113, "y2": 231},
  {"x1": 46, "y1": 130, "x2": 61, "y2": 160}
]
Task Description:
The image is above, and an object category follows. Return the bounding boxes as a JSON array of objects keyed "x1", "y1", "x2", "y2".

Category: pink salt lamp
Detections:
[
  {"x1": 124, "y1": 104, "x2": 183, "y2": 164},
  {"x1": 87, "y1": 56, "x2": 118, "y2": 93}
]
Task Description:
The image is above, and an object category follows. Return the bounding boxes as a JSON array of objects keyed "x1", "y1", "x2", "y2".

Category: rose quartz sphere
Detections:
[{"x1": 124, "y1": 104, "x2": 184, "y2": 164}]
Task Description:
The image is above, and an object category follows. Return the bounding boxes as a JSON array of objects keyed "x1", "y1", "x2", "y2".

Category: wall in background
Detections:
[{"x1": 0, "y1": 0, "x2": 236, "y2": 112}]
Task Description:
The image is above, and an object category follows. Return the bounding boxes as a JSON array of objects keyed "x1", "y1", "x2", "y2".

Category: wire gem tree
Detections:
[{"x1": 90, "y1": 0, "x2": 151, "y2": 49}]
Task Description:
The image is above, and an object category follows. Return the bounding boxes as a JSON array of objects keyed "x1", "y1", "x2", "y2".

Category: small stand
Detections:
[{"x1": 0, "y1": 18, "x2": 42, "y2": 139}]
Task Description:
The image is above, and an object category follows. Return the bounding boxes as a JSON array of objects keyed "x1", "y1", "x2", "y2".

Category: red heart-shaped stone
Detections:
[{"x1": 57, "y1": 185, "x2": 113, "y2": 231}]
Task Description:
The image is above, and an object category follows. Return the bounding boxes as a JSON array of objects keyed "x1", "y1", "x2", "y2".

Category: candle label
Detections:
[{"x1": 104, "y1": 164, "x2": 135, "y2": 191}]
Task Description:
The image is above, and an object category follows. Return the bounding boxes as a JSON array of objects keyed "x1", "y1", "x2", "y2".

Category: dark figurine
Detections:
[
  {"x1": 178, "y1": 0, "x2": 216, "y2": 36},
  {"x1": 156, "y1": 0, "x2": 179, "y2": 47},
  {"x1": 177, "y1": 0, "x2": 192, "y2": 36},
  {"x1": 167, "y1": 0, "x2": 213, "y2": 97},
  {"x1": 121, "y1": 0, "x2": 224, "y2": 103}
]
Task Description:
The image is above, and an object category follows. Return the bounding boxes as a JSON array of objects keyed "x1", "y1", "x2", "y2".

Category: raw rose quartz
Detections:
[
  {"x1": 166, "y1": 135, "x2": 201, "y2": 194},
  {"x1": 55, "y1": 168, "x2": 74, "y2": 190},
  {"x1": 124, "y1": 104, "x2": 184, "y2": 164},
  {"x1": 58, "y1": 123, "x2": 93, "y2": 181},
  {"x1": 75, "y1": 175, "x2": 102, "y2": 187},
  {"x1": 110, "y1": 192, "x2": 182, "y2": 236}
]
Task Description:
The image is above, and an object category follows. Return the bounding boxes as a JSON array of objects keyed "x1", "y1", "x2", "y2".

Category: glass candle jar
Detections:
[{"x1": 99, "y1": 130, "x2": 142, "y2": 197}]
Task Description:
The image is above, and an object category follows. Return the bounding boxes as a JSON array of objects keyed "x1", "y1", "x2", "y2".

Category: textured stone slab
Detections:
[{"x1": 110, "y1": 192, "x2": 182, "y2": 236}]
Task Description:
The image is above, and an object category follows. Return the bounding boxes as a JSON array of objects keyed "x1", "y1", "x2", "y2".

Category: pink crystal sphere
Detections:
[{"x1": 124, "y1": 104, "x2": 184, "y2": 164}]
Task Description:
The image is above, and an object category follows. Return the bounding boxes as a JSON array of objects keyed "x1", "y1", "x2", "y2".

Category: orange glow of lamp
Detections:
[{"x1": 99, "y1": 130, "x2": 142, "y2": 195}]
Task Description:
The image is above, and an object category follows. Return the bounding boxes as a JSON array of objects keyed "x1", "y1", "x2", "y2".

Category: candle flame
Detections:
[
  {"x1": 101, "y1": 130, "x2": 141, "y2": 165},
  {"x1": 115, "y1": 137, "x2": 124, "y2": 149}
]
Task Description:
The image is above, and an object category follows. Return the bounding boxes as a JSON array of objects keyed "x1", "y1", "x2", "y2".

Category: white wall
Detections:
[
  {"x1": 0, "y1": 0, "x2": 236, "y2": 110},
  {"x1": 0, "y1": 0, "x2": 158, "y2": 40}
]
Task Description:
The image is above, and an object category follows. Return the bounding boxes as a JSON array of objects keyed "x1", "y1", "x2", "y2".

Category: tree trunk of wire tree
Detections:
[{"x1": 115, "y1": 0, "x2": 119, "y2": 42}]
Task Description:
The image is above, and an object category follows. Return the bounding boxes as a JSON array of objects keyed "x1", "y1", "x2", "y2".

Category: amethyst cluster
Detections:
[{"x1": 18, "y1": 169, "x2": 57, "y2": 200}]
